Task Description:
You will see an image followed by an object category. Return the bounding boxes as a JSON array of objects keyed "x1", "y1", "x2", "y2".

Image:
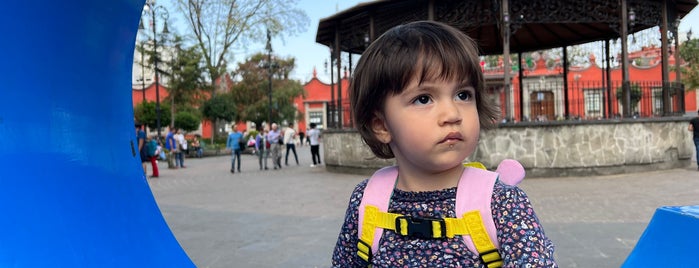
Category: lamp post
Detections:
[
  {"x1": 142, "y1": 0, "x2": 169, "y2": 138},
  {"x1": 673, "y1": 18, "x2": 681, "y2": 83},
  {"x1": 137, "y1": 20, "x2": 146, "y2": 104},
  {"x1": 688, "y1": 28, "x2": 693, "y2": 41},
  {"x1": 266, "y1": 28, "x2": 273, "y2": 126},
  {"x1": 136, "y1": 18, "x2": 146, "y2": 103},
  {"x1": 141, "y1": 41, "x2": 146, "y2": 103}
]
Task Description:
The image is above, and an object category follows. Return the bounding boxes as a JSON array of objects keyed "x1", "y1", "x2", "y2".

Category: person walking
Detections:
[
  {"x1": 298, "y1": 131, "x2": 305, "y2": 147},
  {"x1": 136, "y1": 123, "x2": 148, "y2": 176},
  {"x1": 284, "y1": 123, "x2": 299, "y2": 166},
  {"x1": 267, "y1": 123, "x2": 282, "y2": 170},
  {"x1": 255, "y1": 126, "x2": 269, "y2": 170},
  {"x1": 174, "y1": 129, "x2": 186, "y2": 168},
  {"x1": 146, "y1": 135, "x2": 159, "y2": 178},
  {"x1": 308, "y1": 122, "x2": 321, "y2": 167},
  {"x1": 165, "y1": 127, "x2": 177, "y2": 169},
  {"x1": 689, "y1": 109, "x2": 699, "y2": 170},
  {"x1": 226, "y1": 124, "x2": 244, "y2": 173}
]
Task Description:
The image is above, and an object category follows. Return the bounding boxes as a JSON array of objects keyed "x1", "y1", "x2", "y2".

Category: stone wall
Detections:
[{"x1": 323, "y1": 117, "x2": 693, "y2": 177}]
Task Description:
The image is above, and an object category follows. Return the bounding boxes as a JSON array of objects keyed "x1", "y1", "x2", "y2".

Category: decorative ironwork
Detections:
[
  {"x1": 434, "y1": 1, "x2": 496, "y2": 28},
  {"x1": 510, "y1": 0, "x2": 618, "y2": 24},
  {"x1": 628, "y1": 0, "x2": 662, "y2": 29}
]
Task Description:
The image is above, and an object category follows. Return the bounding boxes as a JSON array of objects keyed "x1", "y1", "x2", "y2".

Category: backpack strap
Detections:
[
  {"x1": 456, "y1": 167, "x2": 502, "y2": 266},
  {"x1": 357, "y1": 166, "x2": 398, "y2": 264},
  {"x1": 357, "y1": 160, "x2": 524, "y2": 266}
]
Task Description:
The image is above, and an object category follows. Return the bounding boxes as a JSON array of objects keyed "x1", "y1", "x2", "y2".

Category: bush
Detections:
[
  {"x1": 174, "y1": 111, "x2": 201, "y2": 132},
  {"x1": 616, "y1": 83, "x2": 642, "y2": 111}
]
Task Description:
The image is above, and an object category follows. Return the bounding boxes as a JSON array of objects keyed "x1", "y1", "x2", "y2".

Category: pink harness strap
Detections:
[
  {"x1": 358, "y1": 166, "x2": 500, "y2": 257},
  {"x1": 358, "y1": 166, "x2": 398, "y2": 254},
  {"x1": 358, "y1": 160, "x2": 524, "y2": 258},
  {"x1": 455, "y1": 167, "x2": 499, "y2": 255}
]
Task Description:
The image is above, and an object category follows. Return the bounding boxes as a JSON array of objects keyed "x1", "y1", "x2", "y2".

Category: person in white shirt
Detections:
[
  {"x1": 283, "y1": 123, "x2": 299, "y2": 166},
  {"x1": 174, "y1": 129, "x2": 186, "y2": 168},
  {"x1": 308, "y1": 122, "x2": 321, "y2": 167}
]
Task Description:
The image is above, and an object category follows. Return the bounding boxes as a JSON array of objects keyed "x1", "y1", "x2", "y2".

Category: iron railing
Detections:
[
  {"x1": 519, "y1": 80, "x2": 685, "y2": 122},
  {"x1": 325, "y1": 80, "x2": 686, "y2": 129}
]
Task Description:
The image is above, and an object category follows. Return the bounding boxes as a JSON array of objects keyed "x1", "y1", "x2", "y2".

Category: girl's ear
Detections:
[{"x1": 371, "y1": 113, "x2": 392, "y2": 144}]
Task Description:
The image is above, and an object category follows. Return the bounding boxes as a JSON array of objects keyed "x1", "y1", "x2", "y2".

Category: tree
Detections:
[
  {"x1": 174, "y1": 111, "x2": 202, "y2": 132},
  {"x1": 134, "y1": 101, "x2": 172, "y2": 134},
  {"x1": 230, "y1": 53, "x2": 305, "y2": 127},
  {"x1": 200, "y1": 93, "x2": 237, "y2": 124},
  {"x1": 174, "y1": 0, "x2": 309, "y2": 139},
  {"x1": 680, "y1": 38, "x2": 699, "y2": 90},
  {"x1": 163, "y1": 36, "x2": 207, "y2": 127}
]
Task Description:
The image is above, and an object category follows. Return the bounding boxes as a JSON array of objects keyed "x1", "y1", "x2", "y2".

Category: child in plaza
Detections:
[{"x1": 331, "y1": 21, "x2": 556, "y2": 267}]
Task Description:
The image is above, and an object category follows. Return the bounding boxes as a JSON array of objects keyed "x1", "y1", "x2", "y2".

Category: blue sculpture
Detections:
[{"x1": 0, "y1": 1, "x2": 194, "y2": 266}]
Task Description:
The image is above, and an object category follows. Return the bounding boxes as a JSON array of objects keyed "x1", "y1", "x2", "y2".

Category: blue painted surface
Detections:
[
  {"x1": 622, "y1": 206, "x2": 699, "y2": 267},
  {"x1": 0, "y1": 1, "x2": 194, "y2": 267}
]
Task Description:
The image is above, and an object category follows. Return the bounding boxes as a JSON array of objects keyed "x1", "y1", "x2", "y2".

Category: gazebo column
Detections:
[
  {"x1": 605, "y1": 39, "x2": 613, "y2": 118},
  {"x1": 334, "y1": 26, "x2": 342, "y2": 129},
  {"x1": 501, "y1": 0, "x2": 513, "y2": 121},
  {"x1": 661, "y1": 0, "x2": 671, "y2": 115},
  {"x1": 620, "y1": 0, "x2": 631, "y2": 117},
  {"x1": 518, "y1": 51, "x2": 524, "y2": 121},
  {"x1": 563, "y1": 46, "x2": 569, "y2": 119}
]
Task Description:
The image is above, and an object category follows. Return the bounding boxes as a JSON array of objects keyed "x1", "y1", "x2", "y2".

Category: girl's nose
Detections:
[{"x1": 438, "y1": 101, "x2": 462, "y2": 126}]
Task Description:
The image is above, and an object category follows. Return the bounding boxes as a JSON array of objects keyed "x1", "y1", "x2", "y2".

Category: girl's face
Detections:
[{"x1": 373, "y1": 76, "x2": 480, "y2": 177}]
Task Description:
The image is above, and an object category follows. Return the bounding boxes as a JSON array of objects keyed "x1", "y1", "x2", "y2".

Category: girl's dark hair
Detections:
[{"x1": 349, "y1": 21, "x2": 500, "y2": 159}]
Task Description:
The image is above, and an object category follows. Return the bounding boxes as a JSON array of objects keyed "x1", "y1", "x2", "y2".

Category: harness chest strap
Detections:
[{"x1": 357, "y1": 165, "x2": 502, "y2": 266}]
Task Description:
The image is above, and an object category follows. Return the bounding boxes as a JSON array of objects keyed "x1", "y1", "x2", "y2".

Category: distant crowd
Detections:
[{"x1": 135, "y1": 122, "x2": 322, "y2": 178}]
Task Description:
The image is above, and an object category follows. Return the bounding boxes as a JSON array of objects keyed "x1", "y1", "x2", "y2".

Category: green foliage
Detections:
[
  {"x1": 166, "y1": 36, "x2": 207, "y2": 109},
  {"x1": 616, "y1": 83, "x2": 643, "y2": 110},
  {"x1": 245, "y1": 130, "x2": 259, "y2": 141},
  {"x1": 134, "y1": 101, "x2": 172, "y2": 131},
  {"x1": 230, "y1": 53, "x2": 305, "y2": 126},
  {"x1": 174, "y1": 111, "x2": 201, "y2": 132},
  {"x1": 200, "y1": 93, "x2": 236, "y2": 122},
  {"x1": 173, "y1": 0, "x2": 308, "y2": 141},
  {"x1": 680, "y1": 38, "x2": 699, "y2": 90}
]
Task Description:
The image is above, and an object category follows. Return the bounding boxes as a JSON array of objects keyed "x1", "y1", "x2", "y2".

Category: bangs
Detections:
[
  {"x1": 382, "y1": 23, "x2": 482, "y2": 95},
  {"x1": 413, "y1": 44, "x2": 476, "y2": 86}
]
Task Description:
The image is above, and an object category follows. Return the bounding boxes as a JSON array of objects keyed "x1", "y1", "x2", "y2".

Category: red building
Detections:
[
  {"x1": 292, "y1": 68, "x2": 350, "y2": 134},
  {"x1": 132, "y1": 74, "x2": 236, "y2": 139},
  {"x1": 134, "y1": 46, "x2": 694, "y2": 138},
  {"x1": 484, "y1": 45, "x2": 691, "y2": 122}
]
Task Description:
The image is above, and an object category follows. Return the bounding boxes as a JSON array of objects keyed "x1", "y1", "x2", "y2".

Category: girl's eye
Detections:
[
  {"x1": 412, "y1": 95, "x2": 432, "y2": 105},
  {"x1": 456, "y1": 90, "x2": 473, "y2": 101}
]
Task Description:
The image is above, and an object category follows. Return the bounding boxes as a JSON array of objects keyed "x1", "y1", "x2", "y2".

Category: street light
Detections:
[
  {"x1": 137, "y1": 19, "x2": 149, "y2": 105},
  {"x1": 673, "y1": 18, "x2": 681, "y2": 83},
  {"x1": 266, "y1": 28, "x2": 273, "y2": 125},
  {"x1": 142, "y1": 0, "x2": 169, "y2": 139},
  {"x1": 137, "y1": 19, "x2": 147, "y2": 104},
  {"x1": 689, "y1": 28, "x2": 693, "y2": 41}
]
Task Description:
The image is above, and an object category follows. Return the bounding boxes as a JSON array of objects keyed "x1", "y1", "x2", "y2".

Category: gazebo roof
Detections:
[{"x1": 316, "y1": 0, "x2": 697, "y2": 55}]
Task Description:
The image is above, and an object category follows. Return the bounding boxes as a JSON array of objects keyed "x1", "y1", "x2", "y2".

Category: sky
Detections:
[
  {"x1": 252, "y1": 0, "x2": 365, "y2": 83},
  {"x1": 158, "y1": 0, "x2": 699, "y2": 83}
]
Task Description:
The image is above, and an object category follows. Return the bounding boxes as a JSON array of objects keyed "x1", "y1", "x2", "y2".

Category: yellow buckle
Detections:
[
  {"x1": 479, "y1": 248, "x2": 503, "y2": 267},
  {"x1": 357, "y1": 238, "x2": 372, "y2": 263}
]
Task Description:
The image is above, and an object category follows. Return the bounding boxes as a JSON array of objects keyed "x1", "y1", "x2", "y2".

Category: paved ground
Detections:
[{"x1": 148, "y1": 146, "x2": 699, "y2": 268}]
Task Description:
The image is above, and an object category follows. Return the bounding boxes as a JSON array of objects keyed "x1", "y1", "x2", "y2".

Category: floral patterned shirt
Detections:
[{"x1": 331, "y1": 179, "x2": 557, "y2": 267}]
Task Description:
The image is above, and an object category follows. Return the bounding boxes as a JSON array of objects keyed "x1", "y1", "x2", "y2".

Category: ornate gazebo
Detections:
[
  {"x1": 314, "y1": 0, "x2": 699, "y2": 177},
  {"x1": 316, "y1": 0, "x2": 697, "y2": 125}
]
